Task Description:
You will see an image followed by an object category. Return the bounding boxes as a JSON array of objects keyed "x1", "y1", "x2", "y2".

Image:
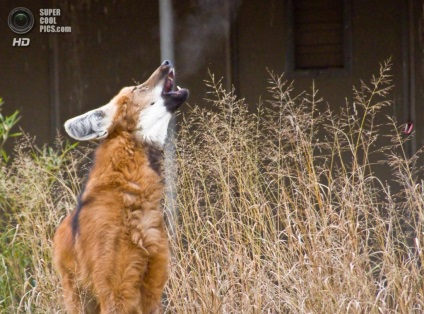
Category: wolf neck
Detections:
[{"x1": 85, "y1": 134, "x2": 165, "y2": 210}]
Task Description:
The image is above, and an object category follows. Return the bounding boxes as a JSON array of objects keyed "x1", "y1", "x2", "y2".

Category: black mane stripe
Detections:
[
  {"x1": 146, "y1": 144, "x2": 164, "y2": 176},
  {"x1": 71, "y1": 195, "x2": 83, "y2": 239},
  {"x1": 71, "y1": 185, "x2": 93, "y2": 239}
]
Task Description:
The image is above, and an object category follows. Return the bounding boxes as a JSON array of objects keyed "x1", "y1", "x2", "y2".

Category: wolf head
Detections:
[{"x1": 64, "y1": 60, "x2": 189, "y2": 146}]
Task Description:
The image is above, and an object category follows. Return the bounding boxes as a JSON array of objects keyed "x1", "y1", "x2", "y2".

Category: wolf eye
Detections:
[{"x1": 150, "y1": 102, "x2": 155, "y2": 106}]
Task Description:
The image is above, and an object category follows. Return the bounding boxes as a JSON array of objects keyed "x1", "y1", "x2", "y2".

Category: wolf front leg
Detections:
[
  {"x1": 139, "y1": 245, "x2": 170, "y2": 314},
  {"x1": 54, "y1": 215, "x2": 92, "y2": 313},
  {"x1": 62, "y1": 275, "x2": 100, "y2": 313},
  {"x1": 60, "y1": 272, "x2": 82, "y2": 314}
]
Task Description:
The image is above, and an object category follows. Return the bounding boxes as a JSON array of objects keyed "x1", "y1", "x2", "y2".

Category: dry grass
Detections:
[
  {"x1": 0, "y1": 138, "x2": 89, "y2": 313},
  {"x1": 1, "y1": 60, "x2": 424, "y2": 313},
  {"x1": 165, "y1": 60, "x2": 424, "y2": 313}
]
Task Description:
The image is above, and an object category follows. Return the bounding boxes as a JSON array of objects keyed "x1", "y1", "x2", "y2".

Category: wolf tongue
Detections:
[{"x1": 164, "y1": 77, "x2": 173, "y2": 92}]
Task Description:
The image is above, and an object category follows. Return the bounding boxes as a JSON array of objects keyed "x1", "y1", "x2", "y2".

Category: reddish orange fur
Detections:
[{"x1": 53, "y1": 68, "x2": 172, "y2": 313}]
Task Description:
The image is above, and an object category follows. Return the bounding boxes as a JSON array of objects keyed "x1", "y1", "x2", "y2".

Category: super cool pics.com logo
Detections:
[{"x1": 8, "y1": 7, "x2": 71, "y2": 47}]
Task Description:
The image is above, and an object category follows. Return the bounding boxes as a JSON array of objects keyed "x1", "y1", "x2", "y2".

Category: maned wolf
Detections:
[{"x1": 53, "y1": 60, "x2": 188, "y2": 313}]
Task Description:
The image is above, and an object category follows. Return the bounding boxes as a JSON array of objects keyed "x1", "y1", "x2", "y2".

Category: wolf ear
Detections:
[{"x1": 64, "y1": 104, "x2": 115, "y2": 141}]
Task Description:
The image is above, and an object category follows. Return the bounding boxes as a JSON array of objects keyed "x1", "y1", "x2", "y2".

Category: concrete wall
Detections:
[{"x1": 236, "y1": 0, "x2": 406, "y2": 124}]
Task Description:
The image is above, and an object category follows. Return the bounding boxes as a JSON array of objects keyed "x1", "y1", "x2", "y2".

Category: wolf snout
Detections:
[{"x1": 161, "y1": 60, "x2": 172, "y2": 67}]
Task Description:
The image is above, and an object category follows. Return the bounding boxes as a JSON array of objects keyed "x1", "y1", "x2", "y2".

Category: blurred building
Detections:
[{"x1": 0, "y1": 0, "x2": 423, "y2": 163}]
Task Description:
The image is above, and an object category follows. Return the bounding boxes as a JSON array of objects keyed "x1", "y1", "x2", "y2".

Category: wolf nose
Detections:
[{"x1": 161, "y1": 60, "x2": 173, "y2": 67}]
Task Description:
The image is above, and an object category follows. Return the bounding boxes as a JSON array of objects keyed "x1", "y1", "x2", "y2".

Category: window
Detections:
[{"x1": 287, "y1": 0, "x2": 351, "y2": 75}]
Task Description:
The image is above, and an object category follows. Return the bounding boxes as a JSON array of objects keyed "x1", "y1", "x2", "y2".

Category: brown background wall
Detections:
[{"x1": 236, "y1": 1, "x2": 406, "y2": 125}]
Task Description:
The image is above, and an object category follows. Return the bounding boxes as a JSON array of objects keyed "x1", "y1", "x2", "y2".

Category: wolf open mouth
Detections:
[{"x1": 162, "y1": 68, "x2": 189, "y2": 112}]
